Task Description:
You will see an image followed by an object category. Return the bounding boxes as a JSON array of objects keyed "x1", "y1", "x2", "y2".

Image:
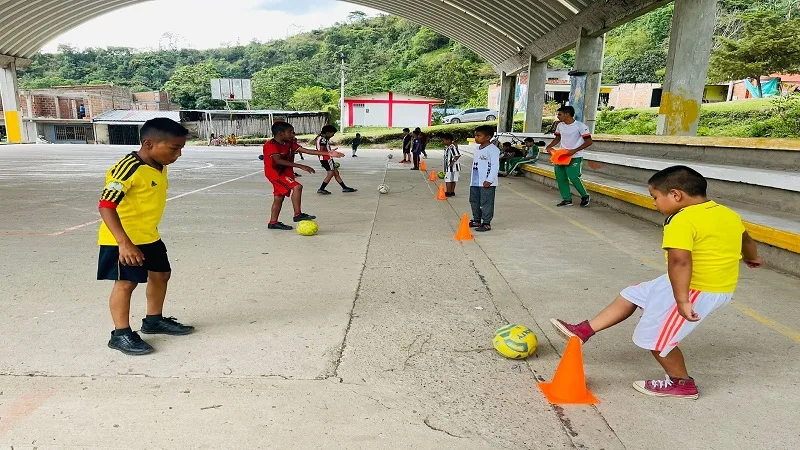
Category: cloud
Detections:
[
  {"x1": 41, "y1": 0, "x2": 381, "y2": 53},
  {"x1": 256, "y1": 0, "x2": 337, "y2": 15}
]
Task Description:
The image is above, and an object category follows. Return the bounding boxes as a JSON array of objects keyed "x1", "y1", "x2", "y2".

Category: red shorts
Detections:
[{"x1": 268, "y1": 174, "x2": 300, "y2": 197}]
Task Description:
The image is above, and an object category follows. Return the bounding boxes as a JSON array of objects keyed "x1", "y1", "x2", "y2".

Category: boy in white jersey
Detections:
[
  {"x1": 315, "y1": 125, "x2": 357, "y2": 195},
  {"x1": 469, "y1": 125, "x2": 501, "y2": 232},
  {"x1": 441, "y1": 133, "x2": 461, "y2": 197},
  {"x1": 545, "y1": 105, "x2": 592, "y2": 207}
]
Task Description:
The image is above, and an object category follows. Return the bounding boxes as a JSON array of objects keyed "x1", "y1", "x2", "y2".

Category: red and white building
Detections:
[{"x1": 342, "y1": 92, "x2": 442, "y2": 128}]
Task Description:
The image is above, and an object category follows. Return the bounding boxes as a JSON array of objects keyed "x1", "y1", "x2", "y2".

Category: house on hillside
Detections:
[
  {"x1": 0, "y1": 84, "x2": 179, "y2": 143},
  {"x1": 488, "y1": 69, "x2": 613, "y2": 112},
  {"x1": 342, "y1": 92, "x2": 442, "y2": 128}
]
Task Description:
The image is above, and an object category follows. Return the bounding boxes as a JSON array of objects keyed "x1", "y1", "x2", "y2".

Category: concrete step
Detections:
[
  {"x1": 553, "y1": 151, "x2": 800, "y2": 215},
  {"x1": 516, "y1": 162, "x2": 800, "y2": 278}
]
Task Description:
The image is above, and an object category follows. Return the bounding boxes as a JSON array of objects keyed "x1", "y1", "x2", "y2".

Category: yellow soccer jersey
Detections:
[
  {"x1": 662, "y1": 201, "x2": 745, "y2": 293},
  {"x1": 98, "y1": 152, "x2": 168, "y2": 246}
]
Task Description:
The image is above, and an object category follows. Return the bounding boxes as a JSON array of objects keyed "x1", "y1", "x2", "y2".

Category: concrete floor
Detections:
[{"x1": 0, "y1": 145, "x2": 798, "y2": 449}]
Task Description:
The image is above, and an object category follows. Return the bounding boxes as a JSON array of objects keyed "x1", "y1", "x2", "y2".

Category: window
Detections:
[
  {"x1": 54, "y1": 125, "x2": 93, "y2": 141},
  {"x1": 463, "y1": 109, "x2": 475, "y2": 114}
]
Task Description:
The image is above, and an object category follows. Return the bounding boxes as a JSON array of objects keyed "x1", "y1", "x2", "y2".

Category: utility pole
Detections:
[{"x1": 340, "y1": 52, "x2": 346, "y2": 127}]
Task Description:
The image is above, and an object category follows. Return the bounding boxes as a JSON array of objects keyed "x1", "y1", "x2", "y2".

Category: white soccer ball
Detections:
[
  {"x1": 387, "y1": 154, "x2": 393, "y2": 159},
  {"x1": 378, "y1": 184, "x2": 389, "y2": 194}
]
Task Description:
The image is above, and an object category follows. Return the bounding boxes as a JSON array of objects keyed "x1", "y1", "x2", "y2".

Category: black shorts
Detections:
[
  {"x1": 320, "y1": 160, "x2": 336, "y2": 172},
  {"x1": 97, "y1": 239, "x2": 171, "y2": 283},
  {"x1": 403, "y1": 148, "x2": 411, "y2": 154}
]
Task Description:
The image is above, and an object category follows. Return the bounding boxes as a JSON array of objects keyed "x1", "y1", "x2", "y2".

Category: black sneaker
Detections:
[
  {"x1": 475, "y1": 223, "x2": 492, "y2": 232},
  {"x1": 411, "y1": 167, "x2": 419, "y2": 170},
  {"x1": 268, "y1": 222, "x2": 293, "y2": 230},
  {"x1": 469, "y1": 220, "x2": 482, "y2": 228},
  {"x1": 445, "y1": 192, "x2": 455, "y2": 197},
  {"x1": 556, "y1": 200, "x2": 573, "y2": 207},
  {"x1": 293, "y1": 213, "x2": 316, "y2": 222},
  {"x1": 141, "y1": 316, "x2": 195, "y2": 336},
  {"x1": 108, "y1": 331, "x2": 154, "y2": 355},
  {"x1": 342, "y1": 187, "x2": 357, "y2": 193},
  {"x1": 580, "y1": 196, "x2": 591, "y2": 207},
  {"x1": 317, "y1": 189, "x2": 332, "y2": 195}
]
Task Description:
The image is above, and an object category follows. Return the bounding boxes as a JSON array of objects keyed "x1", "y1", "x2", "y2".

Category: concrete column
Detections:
[
  {"x1": 54, "y1": 96, "x2": 61, "y2": 118},
  {"x1": 657, "y1": 0, "x2": 716, "y2": 136},
  {"x1": 0, "y1": 58, "x2": 29, "y2": 143},
  {"x1": 573, "y1": 32, "x2": 605, "y2": 133},
  {"x1": 497, "y1": 72, "x2": 517, "y2": 133},
  {"x1": 523, "y1": 57, "x2": 547, "y2": 133}
]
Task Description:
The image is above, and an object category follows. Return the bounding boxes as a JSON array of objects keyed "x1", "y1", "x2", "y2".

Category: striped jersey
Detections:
[
  {"x1": 443, "y1": 144, "x2": 461, "y2": 173},
  {"x1": 98, "y1": 152, "x2": 168, "y2": 246},
  {"x1": 316, "y1": 135, "x2": 332, "y2": 160}
]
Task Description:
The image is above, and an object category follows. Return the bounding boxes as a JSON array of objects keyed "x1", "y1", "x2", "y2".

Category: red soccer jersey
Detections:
[{"x1": 263, "y1": 138, "x2": 299, "y2": 179}]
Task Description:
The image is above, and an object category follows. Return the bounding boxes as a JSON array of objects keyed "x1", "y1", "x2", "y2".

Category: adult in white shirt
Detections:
[
  {"x1": 545, "y1": 106, "x2": 593, "y2": 207},
  {"x1": 469, "y1": 125, "x2": 501, "y2": 232}
]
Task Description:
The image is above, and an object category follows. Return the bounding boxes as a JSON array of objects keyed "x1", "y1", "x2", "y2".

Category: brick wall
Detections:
[{"x1": 609, "y1": 84, "x2": 661, "y2": 109}]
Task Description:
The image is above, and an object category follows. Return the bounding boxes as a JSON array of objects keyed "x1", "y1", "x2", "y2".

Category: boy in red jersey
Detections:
[{"x1": 263, "y1": 122, "x2": 343, "y2": 230}]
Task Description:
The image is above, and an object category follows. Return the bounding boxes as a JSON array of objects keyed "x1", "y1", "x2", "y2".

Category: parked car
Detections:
[{"x1": 442, "y1": 107, "x2": 499, "y2": 124}]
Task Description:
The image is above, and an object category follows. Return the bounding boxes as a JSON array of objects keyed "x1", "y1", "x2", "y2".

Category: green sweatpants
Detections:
[{"x1": 554, "y1": 157, "x2": 588, "y2": 201}]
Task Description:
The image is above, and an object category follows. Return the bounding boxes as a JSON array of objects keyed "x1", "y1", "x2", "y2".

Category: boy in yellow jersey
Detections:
[
  {"x1": 97, "y1": 118, "x2": 193, "y2": 355},
  {"x1": 551, "y1": 166, "x2": 763, "y2": 399}
]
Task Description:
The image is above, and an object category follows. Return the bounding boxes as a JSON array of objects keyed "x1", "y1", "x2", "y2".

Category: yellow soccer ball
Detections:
[
  {"x1": 296, "y1": 220, "x2": 319, "y2": 236},
  {"x1": 493, "y1": 324, "x2": 538, "y2": 359}
]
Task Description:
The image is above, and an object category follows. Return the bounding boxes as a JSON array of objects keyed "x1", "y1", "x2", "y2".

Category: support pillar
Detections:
[
  {"x1": 0, "y1": 57, "x2": 31, "y2": 143},
  {"x1": 523, "y1": 57, "x2": 547, "y2": 133},
  {"x1": 657, "y1": 0, "x2": 716, "y2": 136},
  {"x1": 573, "y1": 32, "x2": 605, "y2": 133},
  {"x1": 497, "y1": 71, "x2": 517, "y2": 133}
]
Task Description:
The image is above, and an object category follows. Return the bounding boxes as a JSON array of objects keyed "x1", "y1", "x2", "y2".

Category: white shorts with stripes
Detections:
[
  {"x1": 621, "y1": 275, "x2": 732, "y2": 357},
  {"x1": 444, "y1": 171, "x2": 459, "y2": 182}
]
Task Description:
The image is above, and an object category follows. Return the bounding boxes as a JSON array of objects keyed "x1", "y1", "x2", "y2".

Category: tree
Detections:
[
  {"x1": 251, "y1": 62, "x2": 314, "y2": 109},
  {"x1": 606, "y1": 51, "x2": 667, "y2": 84},
  {"x1": 409, "y1": 53, "x2": 478, "y2": 108},
  {"x1": 710, "y1": 10, "x2": 800, "y2": 97},
  {"x1": 289, "y1": 86, "x2": 338, "y2": 110},
  {"x1": 163, "y1": 61, "x2": 224, "y2": 109}
]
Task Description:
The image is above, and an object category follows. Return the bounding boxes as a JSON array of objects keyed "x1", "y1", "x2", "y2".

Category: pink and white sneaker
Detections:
[
  {"x1": 550, "y1": 318, "x2": 595, "y2": 343},
  {"x1": 632, "y1": 375, "x2": 699, "y2": 399}
]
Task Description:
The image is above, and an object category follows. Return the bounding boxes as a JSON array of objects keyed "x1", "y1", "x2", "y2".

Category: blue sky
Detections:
[{"x1": 43, "y1": 0, "x2": 380, "y2": 52}]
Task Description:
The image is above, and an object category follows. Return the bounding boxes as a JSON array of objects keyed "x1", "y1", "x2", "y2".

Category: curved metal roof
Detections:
[{"x1": 0, "y1": 0, "x2": 667, "y2": 73}]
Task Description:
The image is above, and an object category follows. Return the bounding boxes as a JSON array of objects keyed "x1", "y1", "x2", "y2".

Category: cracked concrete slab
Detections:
[{"x1": 1, "y1": 145, "x2": 799, "y2": 449}]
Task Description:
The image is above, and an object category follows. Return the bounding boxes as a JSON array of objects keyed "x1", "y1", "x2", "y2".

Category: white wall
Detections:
[
  {"x1": 355, "y1": 103, "x2": 389, "y2": 127},
  {"x1": 392, "y1": 104, "x2": 428, "y2": 128}
]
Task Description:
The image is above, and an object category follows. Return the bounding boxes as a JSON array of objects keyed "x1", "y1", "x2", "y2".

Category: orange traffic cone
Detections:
[
  {"x1": 436, "y1": 183, "x2": 447, "y2": 200},
  {"x1": 538, "y1": 336, "x2": 598, "y2": 404},
  {"x1": 419, "y1": 160, "x2": 427, "y2": 171},
  {"x1": 453, "y1": 213, "x2": 474, "y2": 241},
  {"x1": 429, "y1": 170, "x2": 437, "y2": 181}
]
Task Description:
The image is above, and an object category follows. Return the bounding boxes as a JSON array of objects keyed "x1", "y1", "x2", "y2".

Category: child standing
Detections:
[
  {"x1": 411, "y1": 130, "x2": 422, "y2": 170},
  {"x1": 545, "y1": 105, "x2": 592, "y2": 207},
  {"x1": 469, "y1": 125, "x2": 501, "y2": 232},
  {"x1": 263, "y1": 122, "x2": 343, "y2": 230},
  {"x1": 441, "y1": 133, "x2": 461, "y2": 197},
  {"x1": 351, "y1": 133, "x2": 362, "y2": 157},
  {"x1": 414, "y1": 127, "x2": 429, "y2": 159},
  {"x1": 97, "y1": 118, "x2": 193, "y2": 355},
  {"x1": 401, "y1": 128, "x2": 412, "y2": 163},
  {"x1": 551, "y1": 166, "x2": 763, "y2": 399},
  {"x1": 316, "y1": 125, "x2": 357, "y2": 194}
]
